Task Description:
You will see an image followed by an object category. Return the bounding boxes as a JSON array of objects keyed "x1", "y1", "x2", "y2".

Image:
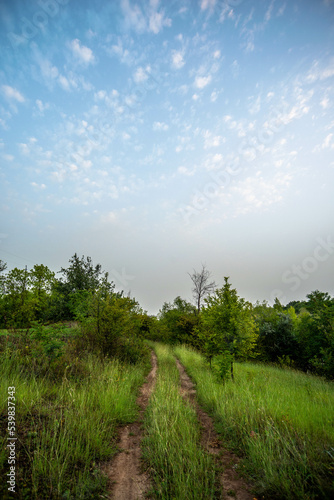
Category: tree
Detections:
[
  {"x1": 29, "y1": 264, "x2": 56, "y2": 321},
  {"x1": 0, "y1": 260, "x2": 7, "y2": 294},
  {"x1": 56, "y1": 253, "x2": 114, "y2": 320},
  {"x1": 254, "y1": 301, "x2": 299, "y2": 364},
  {"x1": 59, "y1": 253, "x2": 103, "y2": 292},
  {"x1": 80, "y1": 293, "x2": 149, "y2": 363},
  {"x1": 158, "y1": 296, "x2": 199, "y2": 345},
  {"x1": 200, "y1": 277, "x2": 258, "y2": 380},
  {"x1": 3, "y1": 267, "x2": 31, "y2": 327},
  {"x1": 296, "y1": 291, "x2": 334, "y2": 377},
  {"x1": 188, "y1": 264, "x2": 216, "y2": 313}
]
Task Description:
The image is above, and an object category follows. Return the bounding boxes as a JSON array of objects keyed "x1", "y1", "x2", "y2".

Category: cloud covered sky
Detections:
[{"x1": 0, "y1": 0, "x2": 334, "y2": 313}]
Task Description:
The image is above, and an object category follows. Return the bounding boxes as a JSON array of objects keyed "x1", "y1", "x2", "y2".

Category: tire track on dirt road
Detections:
[
  {"x1": 175, "y1": 357, "x2": 254, "y2": 500},
  {"x1": 102, "y1": 351, "x2": 158, "y2": 500}
]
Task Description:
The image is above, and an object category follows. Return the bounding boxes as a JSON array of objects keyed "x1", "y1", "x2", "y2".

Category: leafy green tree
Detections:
[
  {"x1": 55, "y1": 253, "x2": 114, "y2": 320},
  {"x1": 296, "y1": 291, "x2": 334, "y2": 377},
  {"x1": 254, "y1": 301, "x2": 299, "y2": 364},
  {"x1": 29, "y1": 264, "x2": 56, "y2": 321},
  {"x1": 59, "y1": 253, "x2": 103, "y2": 291},
  {"x1": 80, "y1": 293, "x2": 149, "y2": 363},
  {"x1": 3, "y1": 267, "x2": 32, "y2": 327},
  {"x1": 158, "y1": 296, "x2": 199, "y2": 346},
  {"x1": 200, "y1": 277, "x2": 258, "y2": 380}
]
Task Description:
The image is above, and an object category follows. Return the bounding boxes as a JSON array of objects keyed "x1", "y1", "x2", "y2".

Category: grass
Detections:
[
  {"x1": 0, "y1": 326, "x2": 150, "y2": 499},
  {"x1": 174, "y1": 344, "x2": 334, "y2": 500},
  {"x1": 142, "y1": 342, "x2": 218, "y2": 499}
]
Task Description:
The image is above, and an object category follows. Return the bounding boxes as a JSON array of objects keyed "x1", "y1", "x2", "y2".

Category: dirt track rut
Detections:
[
  {"x1": 175, "y1": 357, "x2": 254, "y2": 500},
  {"x1": 102, "y1": 351, "x2": 157, "y2": 500}
]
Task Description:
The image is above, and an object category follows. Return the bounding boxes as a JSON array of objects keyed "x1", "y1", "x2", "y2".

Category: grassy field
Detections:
[
  {"x1": 142, "y1": 342, "x2": 218, "y2": 499},
  {"x1": 174, "y1": 345, "x2": 334, "y2": 500},
  {"x1": 0, "y1": 325, "x2": 149, "y2": 499},
  {"x1": 2, "y1": 328, "x2": 334, "y2": 499}
]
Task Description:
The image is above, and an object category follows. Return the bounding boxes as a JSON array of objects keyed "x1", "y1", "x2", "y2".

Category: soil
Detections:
[
  {"x1": 175, "y1": 358, "x2": 254, "y2": 500},
  {"x1": 101, "y1": 351, "x2": 158, "y2": 500}
]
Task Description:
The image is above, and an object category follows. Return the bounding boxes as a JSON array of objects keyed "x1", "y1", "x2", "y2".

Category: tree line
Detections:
[
  {"x1": 0, "y1": 254, "x2": 151, "y2": 364},
  {"x1": 149, "y1": 266, "x2": 334, "y2": 380},
  {"x1": 1, "y1": 257, "x2": 333, "y2": 378}
]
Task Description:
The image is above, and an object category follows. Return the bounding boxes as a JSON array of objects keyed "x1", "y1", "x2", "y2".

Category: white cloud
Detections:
[
  {"x1": 200, "y1": 0, "x2": 217, "y2": 11},
  {"x1": 231, "y1": 172, "x2": 292, "y2": 215},
  {"x1": 19, "y1": 143, "x2": 30, "y2": 155},
  {"x1": 121, "y1": 0, "x2": 146, "y2": 32},
  {"x1": 277, "y1": 3, "x2": 286, "y2": 16},
  {"x1": 320, "y1": 96, "x2": 330, "y2": 109},
  {"x1": 36, "y1": 99, "x2": 49, "y2": 113},
  {"x1": 171, "y1": 50, "x2": 185, "y2": 69},
  {"x1": 210, "y1": 91, "x2": 218, "y2": 102},
  {"x1": 305, "y1": 59, "x2": 334, "y2": 83},
  {"x1": 58, "y1": 75, "x2": 71, "y2": 91},
  {"x1": 317, "y1": 133, "x2": 334, "y2": 150},
  {"x1": 134, "y1": 66, "x2": 148, "y2": 83},
  {"x1": 153, "y1": 121, "x2": 169, "y2": 131},
  {"x1": 2, "y1": 85, "x2": 25, "y2": 103},
  {"x1": 203, "y1": 130, "x2": 223, "y2": 149},
  {"x1": 264, "y1": 1, "x2": 274, "y2": 22},
  {"x1": 121, "y1": 0, "x2": 171, "y2": 34},
  {"x1": 70, "y1": 39, "x2": 95, "y2": 65},
  {"x1": 178, "y1": 166, "x2": 195, "y2": 176},
  {"x1": 194, "y1": 75, "x2": 212, "y2": 89},
  {"x1": 149, "y1": 10, "x2": 171, "y2": 34},
  {"x1": 31, "y1": 182, "x2": 46, "y2": 190},
  {"x1": 3, "y1": 154, "x2": 14, "y2": 161},
  {"x1": 248, "y1": 95, "x2": 261, "y2": 115}
]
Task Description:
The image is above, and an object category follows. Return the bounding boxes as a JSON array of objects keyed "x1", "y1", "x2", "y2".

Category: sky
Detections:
[{"x1": 0, "y1": 0, "x2": 334, "y2": 314}]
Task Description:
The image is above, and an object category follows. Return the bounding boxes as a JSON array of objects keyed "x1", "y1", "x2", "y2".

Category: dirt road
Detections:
[
  {"x1": 102, "y1": 351, "x2": 158, "y2": 500},
  {"x1": 175, "y1": 357, "x2": 254, "y2": 500}
]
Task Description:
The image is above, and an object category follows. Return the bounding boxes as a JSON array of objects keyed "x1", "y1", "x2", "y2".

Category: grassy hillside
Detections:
[
  {"x1": 174, "y1": 345, "x2": 334, "y2": 499},
  {"x1": 0, "y1": 325, "x2": 149, "y2": 499}
]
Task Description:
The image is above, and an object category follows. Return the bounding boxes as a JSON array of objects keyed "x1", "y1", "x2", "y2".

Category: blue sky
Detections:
[{"x1": 1, "y1": 0, "x2": 334, "y2": 314}]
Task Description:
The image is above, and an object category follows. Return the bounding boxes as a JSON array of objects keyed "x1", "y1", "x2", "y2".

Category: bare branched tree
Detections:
[
  {"x1": 0, "y1": 260, "x2": 7, "y2": 274},
  {"x1": 188, "y1": 264, "x2": 216, "y2": 313}
]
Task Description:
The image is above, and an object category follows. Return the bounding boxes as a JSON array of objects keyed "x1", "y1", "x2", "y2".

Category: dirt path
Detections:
[
  {"x1": 175, "y1": 358, "x2": 254, "y2": 500},
  {"x1": 102, "y1": 351, "x2": 158, "y2": 500}
]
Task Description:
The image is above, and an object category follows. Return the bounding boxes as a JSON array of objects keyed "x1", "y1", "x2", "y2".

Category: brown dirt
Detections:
[
  {"x1": 175, "y1": 358, "x2": 254, "y2": 500},
  {"x1": 101, "y1": 351, "x2": 158, "y2": 500}
]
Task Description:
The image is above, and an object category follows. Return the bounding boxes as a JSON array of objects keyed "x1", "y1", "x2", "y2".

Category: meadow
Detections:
[
  {"x1": 0, "y1": 325, "x2": 150, "y2": 499},
  {"x1": 1, "y1": 326, "x2": 333, "y2": 499},
  {"x1": 174, "y1": 345, "x2": 334, "y2": 499}
]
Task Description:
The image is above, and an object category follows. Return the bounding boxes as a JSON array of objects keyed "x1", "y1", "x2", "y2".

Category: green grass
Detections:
[
  {"x1": 0, "y1": 331, "x2": 149, "y2": 499},
  {"x1": 142, "y1": 342, "x2": 218, "y2": 499},
  {"x1": 174, "y1": 344, "x2": 334, "y2": 500}
]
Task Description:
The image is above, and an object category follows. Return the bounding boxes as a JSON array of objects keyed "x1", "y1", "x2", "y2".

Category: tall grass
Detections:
[
  {"x1": 142, "y1": 343, "x2": 218, "y2": 499},
  {"x1": 0, "y1": 345, "x2": 149, "y2": 499},
  {"x1": 174, "y1": 345, "x2": 334, "y2": 500}
]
